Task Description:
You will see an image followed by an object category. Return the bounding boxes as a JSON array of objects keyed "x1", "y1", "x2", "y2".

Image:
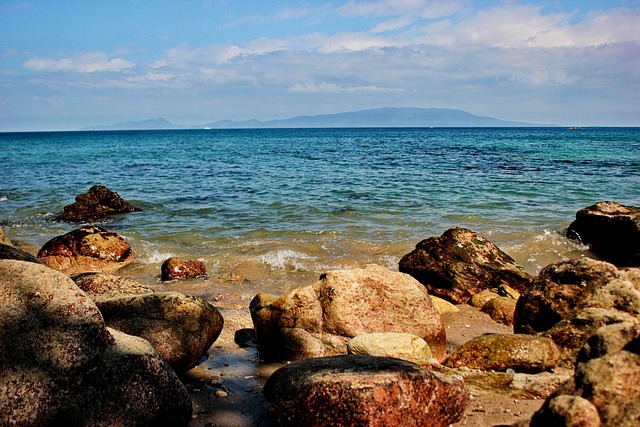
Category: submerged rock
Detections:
[
  {"x1": 566, "y1": 201, "x2": 640, "y2": 266},
  {"x1": 37, "y1": 225, "x2": 135, "y2": 274},
  {"x1": 252, "y1": 264, "x2": 447, "y2": 362},
  {"x1": 0, "y1": 260, "x2": 192, "y2": 426},
  {"x1": 263, "y1": 355, "x2": 469, "y2": 427},
  {"x1": 161, "y1": 257, "x2": 206, "y2": 281},
  {"x1": 399, "y1": 227, "x2": 532, "y2": 304},
  {"x1": 55, "y1": 184, "x2": 141, "y2": 222}
]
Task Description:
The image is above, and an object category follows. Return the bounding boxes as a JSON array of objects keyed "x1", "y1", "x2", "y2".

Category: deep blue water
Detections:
[{"x1": 1, "y1": 127, "x2": 639, "y2": 294}]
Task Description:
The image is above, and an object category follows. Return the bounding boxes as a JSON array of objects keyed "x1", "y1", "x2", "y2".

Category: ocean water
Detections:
[{"x1": 1, "y1": 127, "x2": 639, "y2": 299}]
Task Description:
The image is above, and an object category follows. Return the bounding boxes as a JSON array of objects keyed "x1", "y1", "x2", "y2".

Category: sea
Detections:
[{"x1": 1, "y1": 127, "x2": 639, "y2": 301}]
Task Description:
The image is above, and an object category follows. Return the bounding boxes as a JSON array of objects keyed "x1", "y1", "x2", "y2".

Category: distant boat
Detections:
[{"x1": 569, "y1": 126, "x2": 582, "y2": 130}]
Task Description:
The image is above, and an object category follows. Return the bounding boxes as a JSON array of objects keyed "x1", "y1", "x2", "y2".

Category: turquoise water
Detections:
[{"x1": 1, "y1": 128, "x2": 639, "y2": 297}]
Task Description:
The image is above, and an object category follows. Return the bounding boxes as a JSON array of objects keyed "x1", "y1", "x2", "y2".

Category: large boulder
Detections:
[
  {"x1": 37, "y1": 225, "x2": 135, "y2": 274},
  {"x1": 263, "y1": 355, "x2": 469, "y2": 427},
  {"x1": 514, "y1": 258, "x2": 624, "y2": 335},
  {"x1": 399, "y1": 227, "x2": 532, "y2": 304},
  {"x1": 444, "y1": 334, "x2": 561, "y2": 374},
  {"x1": 97, "y1": 292, "x2": 223, "y2": 372},
  {"x1": 0, "y1": 260, "x2": 192, "y2": 426},
  {"x1": 252, "y1": 264, "x2": 447, "y2": 362},
  {"x1": 566, "y1": 201, "x2": 640, "y2": 266},
  {"x1": 346, "y1": 332, "x2": 433, "y2": 365},
  {"x1": 73, "y1": 272, "x2": 223, "y2": 372},
  {"x1": 161, "y1": 257, "x2": 206, "y2": 281},
  {"x1": 55, "y1": 184, "x2": 141, "y2": 222}
]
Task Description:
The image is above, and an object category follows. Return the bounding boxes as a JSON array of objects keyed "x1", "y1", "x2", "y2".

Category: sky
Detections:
[{"x1": 1, "y1": 0, "x2": 639, "y2": 131}]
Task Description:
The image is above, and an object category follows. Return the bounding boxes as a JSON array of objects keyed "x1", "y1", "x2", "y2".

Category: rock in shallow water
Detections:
[
  {"x1": 161, "y1": 257, "x2": 207, "y2": 281},
  {"x1": 55, "y1": 184, "x2": 141, "y2": 222},
  {"x1": 263, "y1": 355, "x2": 470, "y2": 427}
]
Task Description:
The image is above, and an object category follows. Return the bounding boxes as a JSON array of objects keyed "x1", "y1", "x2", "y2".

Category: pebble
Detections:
[{"x1": 215, "y1": 390, "x2": 228, "y2": 398}]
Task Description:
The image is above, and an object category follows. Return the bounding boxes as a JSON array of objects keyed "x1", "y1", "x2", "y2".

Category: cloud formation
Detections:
[{"x1": 23, "y1": 53, "x2": 134, "y2": 73}]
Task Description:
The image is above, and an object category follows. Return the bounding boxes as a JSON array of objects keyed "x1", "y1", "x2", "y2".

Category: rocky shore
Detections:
[{"x1": 1, "y1": 189, "x2": 639, "y2": 426}]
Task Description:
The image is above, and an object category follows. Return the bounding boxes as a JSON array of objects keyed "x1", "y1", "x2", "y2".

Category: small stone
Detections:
[{"x1": 215, "y1": 390, "x2": 228, "y2": 398}]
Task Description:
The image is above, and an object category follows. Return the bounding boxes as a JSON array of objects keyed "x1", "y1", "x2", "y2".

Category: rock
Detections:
[
  {"x1": 0, "y1": 242, "x2": 44, "y2": 264},
  {"x1": 263, "y1": 355, "x2": 470, "y2": 427},
  {"x1": 161, "y1": 257, "x2": 206, "y2": 281},
  {"x1": 0, "y1": 226, "x2": 12, "y2": 246},
  {"x1": 574, "y1": 349, "x2": 640, "y2": 426},
  {"x1": 566, "y1": 201, "x2": 640, "y2": 266},
  {"x1": 470, "y1": 288, "x2": 501, "y2": 308},
  {"x1": 252, "y1": 264, "x2": 447, "y2": 362},
  {"x1": 514, "y1": 258, "x2": 624, "y2": 335},
  {"x1": 347, "y1": 332, "x2": 433, "y2": 365},
  {"x1": 399, "y1": 227, "x2": 532, "y2": 304},
  {"x1": 37, "y1": 225, "x2": 135, "y2": 274},
  {"x1": 96, "y1": 292, "x2": 223, "y2": 372},
  {"x1": 577, "y1": 320, "x2": 640, "y2": 363},
  {"x1": 480, "y1": 296, "x2": 518, "y2": 326},
  {"x1": 543, "y1": 307, "x2": 638, "y2": 367},
  {"x1": 530, "y1": 395, "x2": 601, "y2": 427},
  {"x1": 55, "y1": 184, "x2": 141, "y2": 222},
  {"x1": 0, "y1": 260, "x2": 192, "y2": 426},
  {"x1": 444, "y1": 333, "x2": 561, "y2": 374},
  {"x1": 430, "y1": 295, "x2": 460, "y2": 315},
  {"x1": 249, "y1": 292, "x2": 278, "y2": 324},
  {"x1": 73, "y1": 272, "x2": 155, "y2": 299}
]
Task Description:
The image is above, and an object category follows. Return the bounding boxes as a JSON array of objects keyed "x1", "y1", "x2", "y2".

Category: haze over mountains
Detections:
[{"x1": 82, "y1": 107, "x2": 552, "y2": 130}]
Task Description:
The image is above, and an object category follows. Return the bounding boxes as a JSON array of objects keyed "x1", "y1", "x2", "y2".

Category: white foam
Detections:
[{"x1": 257, "y1": 249, "x2": 314, "y2": 271}]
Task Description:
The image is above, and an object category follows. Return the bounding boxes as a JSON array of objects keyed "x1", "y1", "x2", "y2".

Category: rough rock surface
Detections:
[
  {"x1": 399, "y1": 227, "x2": 532, "y2": 304},
  {"x1": 161, "y1": 257, "x2": 207, "y2": 281},
  {"x1": 566, "y1": 201, "x2": 640, "y2": 266},
  {"x1": 0, "y1": 226, "x2": 12, "y2": 246},
  {"x1": 73, "y1": 272, "x2": 155, "y2": 299},
  {"x1": 346, "y1": 332, "x2": 433, "y2": 365},
  {"x1": 0, "y1": 260, "x2": 192, "y2": 426},
  {"x1": 514, "y1": 258, "x2": 624, "y2": 335},
  {"x1": 0, "y1": 242, "x2": 44, "y2": 264},
  {"x1": 37, "y1": 225, "x2": 135, "y2": 274},
  {"x1": 263, "y1": 355, "x2": 470, "y2": 427},
  {"x1": 444, "y1": 333, "x2": 561, "y2": 374},
  {"x1": 96, "y1": 291, "x2": 223, "y2": 372},
  {"x1": 481, "y1": 296, "x2": 518, "y2": 326},
  {"x1": 530, "y1": 395, "x2": 601, "y2": 427},
  {"x1": 55, "y1": 184, "x2": 141, "y2": 222},
  {"x1": 252, "y1": 264, "x2": 447, "y2": 362}
]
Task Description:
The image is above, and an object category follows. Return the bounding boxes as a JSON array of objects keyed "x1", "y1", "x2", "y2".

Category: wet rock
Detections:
[
  {"x1": 444, "y1": 333, "x2": 560, "y2": 374},
  {"x1": 514, "y1": 258, "x2": 624, "y2": 335},
  {"x1": 481, "y1": 296, "x2": 518, "y2": 326},
  {"x1": 399, "y1": 227, "x2": 532, "y2": 304},
  {"x1": 97, "y1": 292, "x2": 224, "y2": 372},
  {"x1": 0, "y1": 260, "x2": 192, "y2": 426},
  {"x1": 37, "y1": 225, "x2": 135, "y2": 274},
  {"x1": 55, "y1": 184, "x2": 141, "y2": 222},
  {"x1": 161, "y1": 257, "x2": 206, "y2": 281},
  {"x1": 566, "y1": 201, "x2": 640, "y2": 266},
  {"x1": 73, "y1": 272, "x2": 155, "y2": 299},
  {"x1": 263, "y1": 355, "x2": 469, "y2": 427},
  {"x1": 252, "y1": 264, "x2": 447, "y2": 362},
  {"x1": 0, "y1": 242, "x2": 44, "y2": 264},
  {"x1": 346, "y1": 332, "x2": 433, "y2": 365},
  {"x1": 530, "y1": 395, "x2": 601, "y2": 427}
]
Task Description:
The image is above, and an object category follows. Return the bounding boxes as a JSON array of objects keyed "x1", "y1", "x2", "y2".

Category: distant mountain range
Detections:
[{"x1": 81, "y1": 107, "x2": 553, "y2": 130}]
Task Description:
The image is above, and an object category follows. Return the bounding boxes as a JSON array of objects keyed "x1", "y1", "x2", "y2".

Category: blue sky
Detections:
[{"x1": 1, "y1": 0, "x2": 639, "y2": 130}]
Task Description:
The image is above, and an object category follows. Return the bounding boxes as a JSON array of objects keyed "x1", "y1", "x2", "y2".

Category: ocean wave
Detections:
[{"x1": 257, "y1": 249, "x2": 315, "y2": 271}]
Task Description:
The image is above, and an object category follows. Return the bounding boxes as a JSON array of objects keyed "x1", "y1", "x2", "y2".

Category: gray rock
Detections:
[
  {"x1": 0, "y1": 242, "x2": 44, "y2": 264},
  {"x1": 263, "y1": 355, "x2": 470, "y2": 427}
]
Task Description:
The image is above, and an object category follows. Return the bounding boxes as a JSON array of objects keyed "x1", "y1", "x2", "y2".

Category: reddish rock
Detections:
[
  {"x1": 55, "y1": 185, "x2": 141, "y2": 222},
  {"x1": 161, "y1": 257, "x2": 206, "y2": 281},
  {"x1": 399, "y1": 227, "x2": 532, "y2": 304},
  {"x1": 37, "y1": 226, "x2": 134, "y2": 274},
  {"x1": 263, "y1": 355, "x2": 470, "y2": 427},
  {"x1": 566, "y1": 201, "x2": 640, "y2": 266},
  {"x1": 530, "y1": 395, "x2": 601, "y2": 427},
  {"x1": 481, "y1": 296, "x2": 518, "y2": 326}
]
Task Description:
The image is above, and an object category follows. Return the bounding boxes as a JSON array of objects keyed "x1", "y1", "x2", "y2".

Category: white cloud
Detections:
[
  {"x1": 289, "y1": 81, "x2": 403, "y2": 93},
  {"x1": 23, "y1": 52, "x2": 134, "y2": 73}
]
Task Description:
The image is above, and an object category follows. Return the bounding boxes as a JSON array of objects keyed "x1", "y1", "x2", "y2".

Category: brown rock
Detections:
[
  {"x1": 346, "y1": 332, "x2": 433, "y2": 365},
  {"x1": 97, "y1": 292, "x2": 223, "y2": 372},
  {"x1": 252, "y1": 264, "x2": 447, "y2": 362},
  {"x1": 514, "y1": 258, "x2": 623, "y2": 335},
  {"x1": 0, "y1": 260, "x2": 192, "y2": 426},
  {"x1": 444, "y1": 333, "x2": 561, "y2": 374},
  {"x1": 161, "y1": 257, "x2": 206, "y2": 281},
  {"x1": 470, "y1": 288, "x2": 501, "y2": 308},
  {"x1": 73, "y1": 272, "x2": 155, "y2": 299},
  {"x1": 399, "y1": 227, "x2": 532, "y2": 304},
  {"x1": 530, "y1": 395, "x2": 601, "y2": 427},
  {"x1": 0, "y1": 226, "x2": 12, "y2": 246},
  {"x1": 577, "y1": 320, "x2": 640, "y2": 363},
  {"x1": 263, "y1": 355, "x2": 470, "y2": 427},
  {"x1": 37, "y1": 225, "x2": 135, "y2": 274},
  {"x1": 566, "y1": 201, "x2": 640, "y2": 266},
  {"x1": 55, "y1": 184, "x2": 141, "y2": 222},
  {"x1": 481, "y1": 296, "x2": 518, "y2": 326}
]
